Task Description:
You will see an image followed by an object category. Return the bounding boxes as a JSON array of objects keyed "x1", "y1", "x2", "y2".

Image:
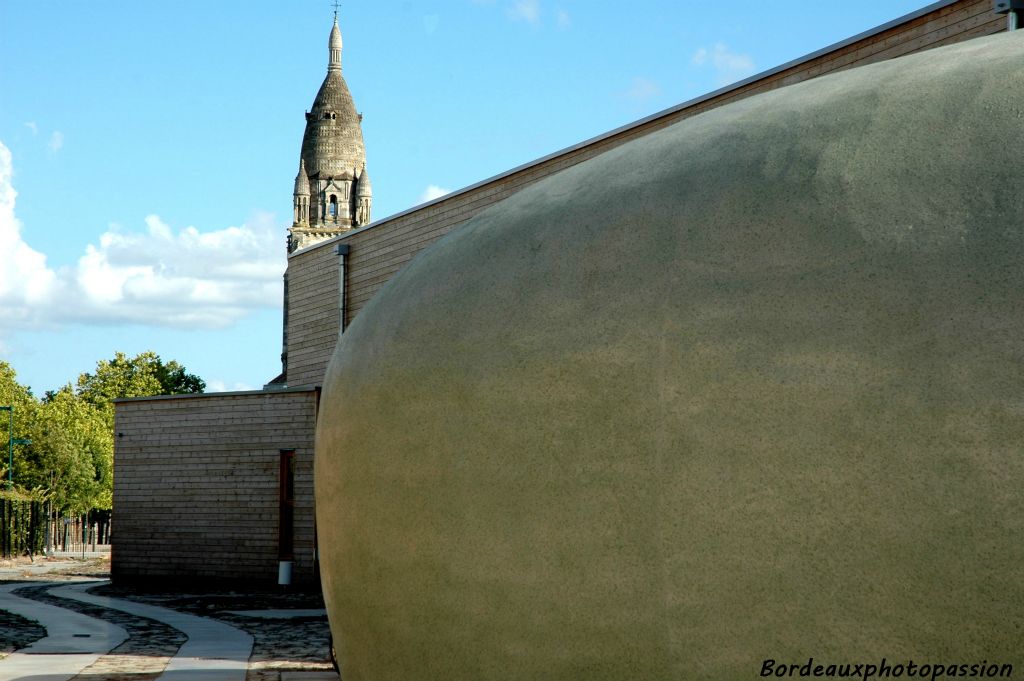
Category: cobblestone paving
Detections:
[
  {"x1": 19, "y1": 582, "x2": 186, "y2": 680},
  {"x1": 0, "y1": 557, "x2": 337, "y2": 680},
  {"x1": 92, "y1": 584, "x2": 335, "y2": 681}
]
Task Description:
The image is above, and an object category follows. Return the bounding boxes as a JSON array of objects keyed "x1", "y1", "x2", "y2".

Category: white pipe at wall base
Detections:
[{"x1": 278, "y1": 560, "x2": 293, "y2": 586}]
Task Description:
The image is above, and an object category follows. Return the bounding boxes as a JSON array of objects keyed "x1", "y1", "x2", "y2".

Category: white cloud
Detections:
[
  {"x1": 0, "y1": 142, "x2": 60, "y2": 322},
  {"x1": 556, "y1": 8, "x2": 570, "y2": 28},
  {"x1": 64, "y1": 212, "x2": 284, "y2": 327},
  {"x1": 625, "y1": 77, "x2": 661, "y2": 103},
  {"x1": 692, "y1": 43, "x2": 756, "y2": 87},
  {"x1": 48, "y1": 131, "x2": 64, "y2": 153},
  {"x1": 508, "y1": 0, "x2": 540, "y2": 24},
  {"x1": 206, "y1": 379, "x2": 255, "y2": 393},
  {"x1": 419, "y1": 184, "x2": 451, "y2": 203},
  {"x1": 0, "y1": 140, "x2": 285, "y2": 332},
  {"x1": 24, "y1": 122, "x2": 37, "y2": 135}
]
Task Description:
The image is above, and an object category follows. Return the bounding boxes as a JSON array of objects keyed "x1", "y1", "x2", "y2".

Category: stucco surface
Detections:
[{"x1": 316, "y1": 32, "x2": 1024, "y2": 681}]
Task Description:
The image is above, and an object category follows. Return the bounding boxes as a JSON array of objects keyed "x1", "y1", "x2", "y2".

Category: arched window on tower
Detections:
[{"x1": 329, "y1": 195, "x2": 338, "y2": 217}]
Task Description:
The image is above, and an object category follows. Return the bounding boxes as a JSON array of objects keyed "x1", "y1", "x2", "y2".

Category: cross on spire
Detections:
[{"x1": 332, "y1": 0, "x2": 341, "y2": 19}]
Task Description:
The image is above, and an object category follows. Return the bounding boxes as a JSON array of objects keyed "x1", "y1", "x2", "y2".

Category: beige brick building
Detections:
[
  {"x1": 112, "y1": 0, "x2": 1008, "y2": 587},
  {"x1": 112, "y1": 389, "x2": 318, "y2": 584}
]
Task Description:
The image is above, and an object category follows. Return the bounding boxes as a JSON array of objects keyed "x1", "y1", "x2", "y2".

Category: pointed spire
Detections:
[
  {"x1": 328, "y1": 16, "x2": 343, "y2": 71},
  {"x1": 356, "y1": 162, "x2": 372, "y2": 196},
  {"x1": 294, "y1": 159, "x2": 310, "y2": 196}
]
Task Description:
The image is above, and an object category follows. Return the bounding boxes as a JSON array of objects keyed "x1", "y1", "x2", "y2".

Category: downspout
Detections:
[
  {"x1": 335, "y1": 243, "x2": 350, "y2": 335},
  {"x1": 281, "y1": 270, "x2": 289, "y2": 379}
]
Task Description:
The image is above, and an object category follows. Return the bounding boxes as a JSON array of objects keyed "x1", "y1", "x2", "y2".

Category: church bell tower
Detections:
[{"x1": 288, "y1": 14, "x2": 373, "y2": 253}]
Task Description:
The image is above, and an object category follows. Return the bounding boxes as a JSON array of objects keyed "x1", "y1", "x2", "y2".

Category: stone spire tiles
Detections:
[
  {"x1": 300, "y1": 16, "x2": 365, "y2": 182},
  {"x1": 294, "y1": 159, "x2": 310, "y2": 196}
]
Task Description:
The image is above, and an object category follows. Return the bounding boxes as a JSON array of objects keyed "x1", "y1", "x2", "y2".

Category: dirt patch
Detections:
[{"x1": 0, "y1": 555, "x2": 111, "y2": 580}]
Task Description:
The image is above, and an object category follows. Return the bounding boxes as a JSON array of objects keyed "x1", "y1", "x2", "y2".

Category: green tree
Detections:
[
  {"x1": 77, "y1": 351, "x2": 162, "y2": 413},
  {"x1": 155, "y1": 359, "x2": 206, "y2": 395},
  {"x1": 76, "y1": 351, "x2": 205, "y2": 427},
  {"x1": 0, "y1": 353, "x2": 205, "y2": 516},
  {"x1": 26, "y1": 387, "x2": 111, "y2": 512},
  {"x1": 0, "y1": 362, "x2": 37, "y2": 486}
]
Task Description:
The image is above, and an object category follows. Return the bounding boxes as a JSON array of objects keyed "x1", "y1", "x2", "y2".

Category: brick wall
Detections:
[
  {"x1": 112, "y1": 388, "x2": 319, "y2": 586},
  {"x1": 283, "y1": 0, "x2": 1003, "y2": 389}
]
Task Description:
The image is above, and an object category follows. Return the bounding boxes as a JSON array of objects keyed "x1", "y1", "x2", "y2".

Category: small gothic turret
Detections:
[
  {"x1": 293, "y1": 159, "x2": 310, "y2": 226},
  {"x1": 354, "y1": 163, "x2": 372, "y2": 227},
  {"x1": 356, "y1": 165, "x2": 372, "y2": 196}
]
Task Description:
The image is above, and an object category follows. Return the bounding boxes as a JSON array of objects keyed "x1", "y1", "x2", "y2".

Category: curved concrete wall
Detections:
[{"x1": 317, "y1": 32, "x2": 1024, "y2": 680}]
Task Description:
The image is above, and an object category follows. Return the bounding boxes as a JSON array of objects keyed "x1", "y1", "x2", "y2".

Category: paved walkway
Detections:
[
  {"x1": 52, "y1": 581, "x2": 254, "y2": 681},
  {"x1": 224, "y1": 609, "x2": 327, "y2": 619},
  {"x1": 0, "y1": 581, "x2": 129, "y2": 681},
  {"x1": 0, "y1": 563, "x2": 336, "y2": 681},
  {"x1": 0, "y1": 580, "x2": 260, "y2": 681}
]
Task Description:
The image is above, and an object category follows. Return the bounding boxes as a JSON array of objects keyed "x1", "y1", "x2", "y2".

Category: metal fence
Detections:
[
  {"x1": 0, "y1": 494, "x2": 111, "y2": 558},
  {"x1": 56, "y1": 511, "x2": 112, "y2": 554},
  {"x1": 0, "y1": 496, "x2": 44, "y2": 558}
]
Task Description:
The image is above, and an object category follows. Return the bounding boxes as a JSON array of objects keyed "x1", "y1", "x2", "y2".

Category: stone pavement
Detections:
[
  {"x1": 0, "y1": 581, "x2": 128, "y2": 681},
  {"x1": 0, "y1": 557, "x2": 337, "y2": 681}
]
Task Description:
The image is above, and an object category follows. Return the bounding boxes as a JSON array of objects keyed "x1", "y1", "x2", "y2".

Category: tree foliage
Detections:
[
  {"x1": 76, "y1": 351, "x2": 205, "y2": 422},
  {"x1": 0, "y1": 352, "x2": 204, "y2": 515},
  {"x1": 24, "y1": 387, "x2": 111, "y2": 513},
  {"x1": 0, "y1": 361, "x2": 37, "y2": 485}
]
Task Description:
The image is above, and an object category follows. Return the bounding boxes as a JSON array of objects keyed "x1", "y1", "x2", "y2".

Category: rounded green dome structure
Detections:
[{"x1": 316, "y1": 32, "x2": 1024, "y2": 681}]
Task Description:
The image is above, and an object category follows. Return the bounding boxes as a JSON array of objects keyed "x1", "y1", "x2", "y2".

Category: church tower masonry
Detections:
[{"x1": 288, "y1": 16, "x2": 372, "y2": 253}]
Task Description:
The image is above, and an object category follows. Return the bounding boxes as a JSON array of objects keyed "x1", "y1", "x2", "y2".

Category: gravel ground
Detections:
[{"x1": 92, "y1": 583, "x2": 335, "y2": 679}]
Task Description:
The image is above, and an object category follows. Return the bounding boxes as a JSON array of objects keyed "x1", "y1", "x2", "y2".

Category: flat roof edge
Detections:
[{"x1": 114, "y1": 385, "x2": 319, "y2": 404}]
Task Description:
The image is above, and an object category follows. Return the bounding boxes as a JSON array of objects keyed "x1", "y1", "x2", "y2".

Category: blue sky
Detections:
[{"x1": 0, "y1": 0, "x2": 928, "y2": 395}]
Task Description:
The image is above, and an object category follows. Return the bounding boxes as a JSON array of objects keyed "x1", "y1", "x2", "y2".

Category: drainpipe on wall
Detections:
[
  {"x1": 281, "y1": 271, "x2": 289, "y2": 378},
  {"x1": 995, "y1": 0, "x2": 1024, "y2": 29},
  {"x1": 335, "y1": 243, "x2": 350, "y2": 335}
]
